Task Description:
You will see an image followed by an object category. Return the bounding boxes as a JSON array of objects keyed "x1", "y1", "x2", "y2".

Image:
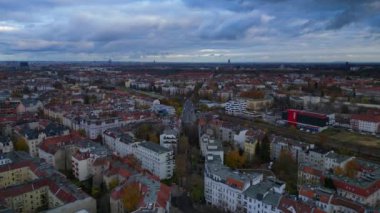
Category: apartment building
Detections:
[
  {"x1": 0, "y1": 151, "x2": 96, "y2": 213},
  {"x1": 242, "y1": 178, "x2": 285, "y2": 213},
  {"x1": 299, "y1": 186, "x2": 369, "y2": 213},
  {"x1": 350, "y1": 114, "x2": 380, "y2": 134},
  {"x1": 159, "y1": 128, "x2": 178, "y2": 151},
  {"x1": 323, "y1": 152, "x2": 355, "y2": 171},
  {"x1": 303, "y1": 147, "x2": 332, "y2": 168},
  {"x1": 225, "y1": 99, "x2": 247, "y2": 115},
  {"x1": 332, "y1": 159, "x2": 380, "y2": 207},
  {"x1": 298, "y1": 162, "x2": 324, "y2": 186},
  {"x1": 298, "y1": 158, "x2": 380, "y2": 208},
  {"x1": 73, "y1": 117, "x2": 125, "y2": 139},
  {"x1": 199, "y1": 133, "x2": 211, "y2": 156},
  {"x1": 151, "y1": 102, "x2": 175, "y2": 116},
  {"x1": 0, "y1": 136, "x2": 13, "y2": 153},
  {"x1": 134, "y1": 141, "x2": 174, "y2": 180},
  {"x1": 71, "y1": 141, "x2": 110, "y2": 181},
  {"x1": 103, "y1": 128, "x2": 137, "y2": 157},
  {"x1": 269, "y1": 134, "x2": 314, "y2": 164},
  {"x1": 110, "y1": 174, "x2": 171, "y2": 213},
  {"x1": 199, "y1": 133, "x2": 224, "y2": 163},
  {"x1": 37, "y1": 133, "x2": 83, "y2": 171},
  {"x1": 204, "y1": 154, "x2": 263, "y2": 212},
  {"x1": 244, "y1": 129, "x2": 265, "y2": 160},
  {"x1": 14, "y1": 121, "x2": 70, "y2": 157}
]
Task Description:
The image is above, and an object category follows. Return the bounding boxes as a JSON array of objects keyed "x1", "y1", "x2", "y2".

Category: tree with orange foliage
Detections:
[
  {"x1": 344, "y1": 160, "x2": 359, "y2": 178},
  {"x1": 13, "y1": 136, "x2": 29, "y2": 152},
  {"x1": 334, "y1": 160, "x2": 359, "y2": 178},
  {"x1": 122, "y1": 183, "x2": 142, "y2": 212},
  {"x1": 334, "y1": 166, "x2": 345, "y2": 176},
  {"x1": 225, "y1": 150, "x2": 247, "y2": 169}
]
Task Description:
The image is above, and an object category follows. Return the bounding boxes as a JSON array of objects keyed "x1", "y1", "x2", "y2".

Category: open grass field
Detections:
[
  {"x1": 320, "y1": 128, "x2": 380, "y2": 148},
  {"x1": 122, "y1": 87, "x2": 166, "y2": 99}
]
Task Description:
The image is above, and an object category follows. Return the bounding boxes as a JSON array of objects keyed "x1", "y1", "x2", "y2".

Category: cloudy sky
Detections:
[{"x1": 0, "y1": 0, "x2": 379, "y2": 62}]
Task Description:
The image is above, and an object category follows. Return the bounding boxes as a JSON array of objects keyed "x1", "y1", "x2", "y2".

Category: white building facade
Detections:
[
  {"x1": 204, "y1": 154, "x2": 263, "y2": 212},
  {"x1": 159, "y1": 129, "x2": 178, "y2": 151},
  {"x1": 134, "y1": 141, "x2": 174, "y2": 180},
  {"x1": 225, "y1": 100, "x2": 247, "y2": 115},
  {"x1": 103, "y1": 130, "x2": 137, "y2": 157}
]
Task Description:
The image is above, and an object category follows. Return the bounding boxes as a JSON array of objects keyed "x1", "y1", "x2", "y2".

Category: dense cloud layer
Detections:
[{"x1": 0, "y1": 0, "x2": 379, "y2": 62}]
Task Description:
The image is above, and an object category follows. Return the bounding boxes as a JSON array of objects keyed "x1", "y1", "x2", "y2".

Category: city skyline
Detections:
[{"x1": 0, "y1": 0, "x2": 380, "y2": 62}]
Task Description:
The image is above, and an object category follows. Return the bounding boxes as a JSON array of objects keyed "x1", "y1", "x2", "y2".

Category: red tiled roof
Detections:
[
  {"x1": 0, "y1": 178, "x2": 76, "y2": 203},
  {"x1": 0, "y1": 160, "x2": 33, "y2": 174},
  {"x1": 118, "y1": 168, "x2": 132, "y2": 179},
  {"x1": 332, "y1": 178, "x2": 380, "y2": 198},
  {"x1": 38, "y1": 132, "x2": 83, "y2": 154},
  {"x1": 72, "y1": 151, "x2": 90, "y2": 161},
  {"x1": 331, "y1": 197, "x2": 365, "y2": 213},
  {"x1": 156, "y1": 184, "x2": 171, "y2": 208},
  {"x1": 319, "y1": 194, "x2": 331, "y2": 204},
  {"x1": 301, "y1": 165, "x2": 323, "y2": 177},
  {"x1": 110, "y1": 187, "x2": 122, "y2": 200},
  {"x1": 0, "y1": 178, "x2": 48, "y2": 199},
  {"x1": 198, "y1": 118, "x2": 207, "y2": 126},
  {"x1": 299, "y1": 186, "x2": 333, "y2": 204},
  {"x1": 0, "y1": 116, "x2": 17, "y2": 123},
  {"x1": 93, "y1": 157, "x2": 110, "y2": 166},
  {"x1": 351, "y1": 114, "x2": 380, "y2": 123},
  {"x1": 226, "y1": 177, "x2": 244, "y2": 190},
  {"x1": 314, "y1": 208, "x2": 327, "y2": 213},
  {"x1": 278, "y1": 197, "x2": 314, "y2": 213},
  {"x1": 299, "y1": 187, "x2": 314, "y2": 199},
  {"x1": 357, "y1": 86, "x2": 380, "y2": 92}
]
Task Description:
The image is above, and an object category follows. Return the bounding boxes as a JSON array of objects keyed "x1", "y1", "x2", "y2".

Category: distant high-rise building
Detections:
[
  {"x1": 18, "y1": 61, "x2": 29, "y2": 71},
  {"x1": 345, "y1": 61, "x2": 350, "y2": 71}
]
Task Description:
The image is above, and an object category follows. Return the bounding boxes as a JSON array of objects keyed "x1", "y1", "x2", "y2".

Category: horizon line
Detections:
[{"x1": 1, "y1": 60, "x2": 380, "y2": 64}]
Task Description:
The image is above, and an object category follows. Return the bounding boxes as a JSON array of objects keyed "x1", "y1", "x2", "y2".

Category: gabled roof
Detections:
[
  {"x1": 330, "y1": 197, "x2": 366, "y2": 213},
  {"x1": 38, "y1": 132, "x2": 83, "y2": 154},
  {"x1": 278, "y1": 196, "x2": 315, "y2": 213}
]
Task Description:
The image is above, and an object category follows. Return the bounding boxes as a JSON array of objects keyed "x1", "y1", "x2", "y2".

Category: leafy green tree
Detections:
[
  {"x1": 324, "y1": 177, "x2": 336, "y2": 190},
  {"x1": 135, "y1": 124, "x2": 151, "y2": 140},
  {"x1": 273, "y1": 150, "x2": 298, "y2": 195},
  {"x1": 108, "y1": 179, "x2": 119, "y2": 190},
  {"x1": 91, "y1": 187, "x2": 101, "y2": 198},
  {"x1": 259, "y1": 135, "x2": 271, "y2": 162},
  {"x1": 190, "y1": 174, "x2": 204, "y2": 203},
  {"x1": 78, "y1": 129, "x2": 86, "y2": 137},
  {"x1": 175, "y1": 154, "x2": 187, "y2": 186},
  {"x1": 178, "y1": 135, "x2": 190, "y2": 154}
]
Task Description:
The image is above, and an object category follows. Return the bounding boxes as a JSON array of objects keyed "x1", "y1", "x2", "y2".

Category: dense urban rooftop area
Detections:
[{"x1": 0, "y1": 61, "x2": 379, "y2": 213}]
